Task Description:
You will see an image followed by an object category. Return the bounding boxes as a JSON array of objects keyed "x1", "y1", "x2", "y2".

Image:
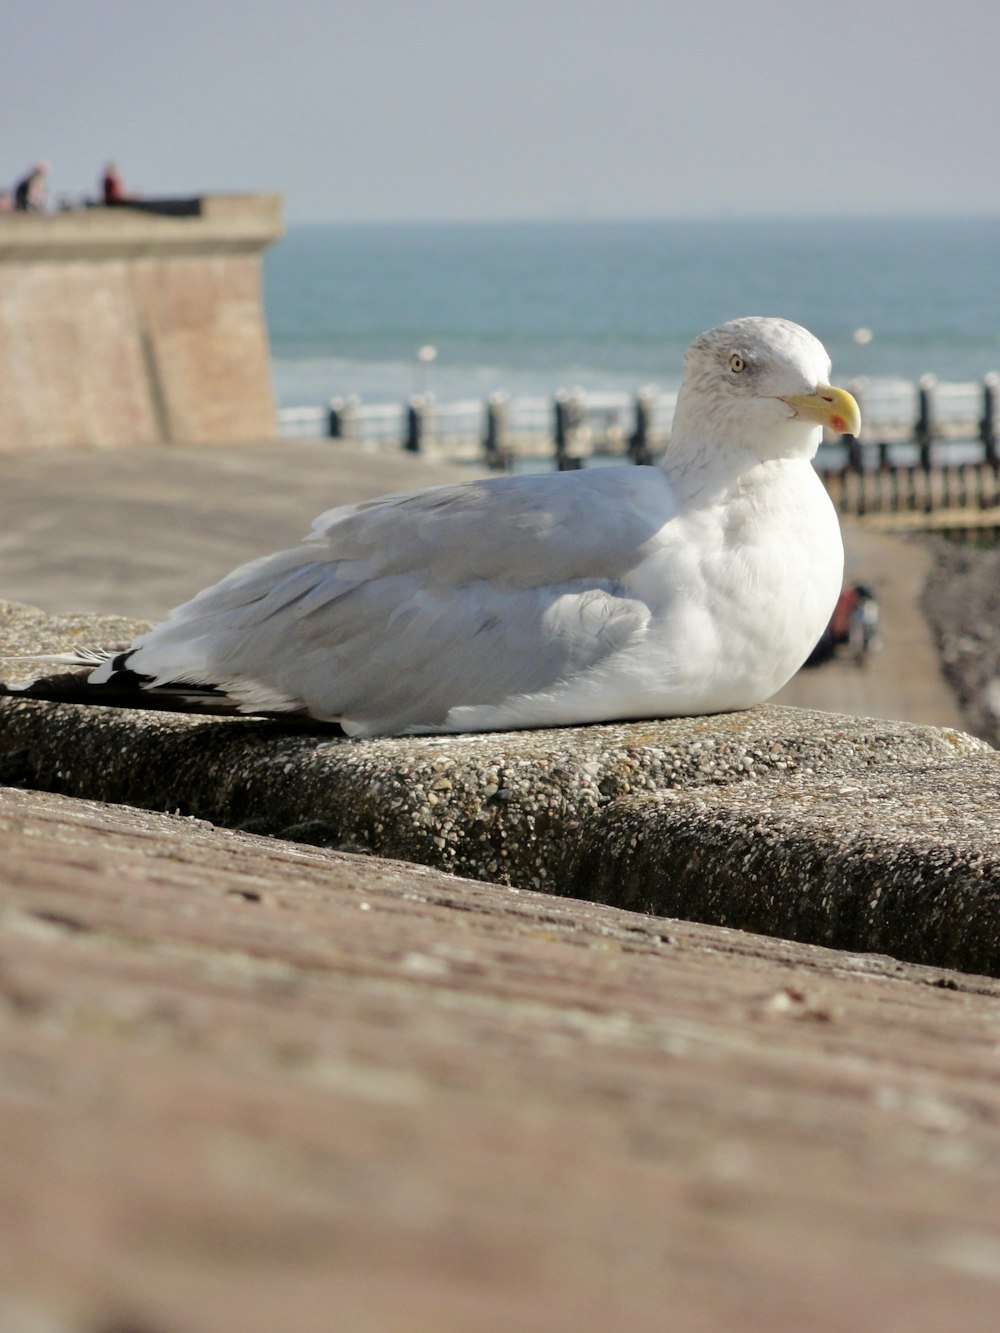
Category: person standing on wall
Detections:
[
  {"x1": 13, "y1": 161, "x2": 49, "y2": 211},
  {"x1": 102, "y1": 162, "x2": 140, "y2": 206}
]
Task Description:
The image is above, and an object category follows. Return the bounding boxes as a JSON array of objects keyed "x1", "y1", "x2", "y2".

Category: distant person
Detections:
[
  {"x1": 102, "y1": 162, "x2": 139, "y2": 206},
  {"x1": 13, "y1": 161, "x2": 49, "y2": 211}
]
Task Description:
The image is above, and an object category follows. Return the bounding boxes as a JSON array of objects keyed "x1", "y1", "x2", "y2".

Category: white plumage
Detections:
[{"x1": 9, "y1": 317, "x2": 859, "y2": 736}]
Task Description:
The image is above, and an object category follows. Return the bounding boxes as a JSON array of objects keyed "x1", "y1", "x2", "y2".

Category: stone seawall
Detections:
[
  {"x1": 4, "y1": 598, "x2": 1000, "y2": 978},
  {"x1": 0, "y1": 195, "x2": 282, "y2": 450}
]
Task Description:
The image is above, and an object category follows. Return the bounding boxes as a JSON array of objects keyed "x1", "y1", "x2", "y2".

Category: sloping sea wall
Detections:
[{"x1": 0, "y1": 194, "x2": 282, "y2": 450}]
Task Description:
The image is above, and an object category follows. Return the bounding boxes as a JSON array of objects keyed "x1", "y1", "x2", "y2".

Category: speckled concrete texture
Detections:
[
  {"x1": 565, "y1": 764, "x2": 1000, "y2": 972},
  {"x1": 6, "y1": 785, "x2": 1000, "y2": 1333},
  {"x1": 4, "y1": 598, "x2": 999, "y2": 975}
]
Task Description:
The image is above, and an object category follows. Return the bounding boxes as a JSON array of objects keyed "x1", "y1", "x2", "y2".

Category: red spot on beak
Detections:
[{"x1": 831, "y1": 415, "x2": 846, "y2": 433}]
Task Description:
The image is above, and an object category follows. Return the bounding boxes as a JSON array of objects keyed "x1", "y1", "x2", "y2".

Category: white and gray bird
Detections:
[{"x1": 1, "y1": 317, "x2": 859, "y2": 737}]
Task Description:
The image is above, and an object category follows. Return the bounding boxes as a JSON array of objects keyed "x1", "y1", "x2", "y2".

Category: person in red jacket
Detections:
[{"x1": 102, "y1": 162, "x2": 138, "y2": 205}]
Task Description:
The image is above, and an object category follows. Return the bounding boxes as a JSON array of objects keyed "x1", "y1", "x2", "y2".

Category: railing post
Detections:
[
  {"x1": 554, "y1": 390, "x2": 586, "y2": 470},
  {"x1": 328, "y1": 400, "x2": 342, "y2": 439},
  {"x1": 981, "y1": 373, "x2": 999, "y2": 468},
  {"x1": 915, "y1": 374, "x2": 935, "y2": 472},
  {"x1": 483, "y1": 392, "x2": 511, "y2": 470},
  {"x1": 404, "y1": 400, "x2": 421, "y2": 452},
  {"x1": 328, "y1": 395, "x2": 359, "y2": 442},
  {"x1": 629, "y1": 388, "x2": 656, "y2": 465},
  {"x1": 554, "y1": 392, "x2": 569, "y2": 468},
  {"x1": 404, "y1": 394, "x2": 435, "y2": 453}
]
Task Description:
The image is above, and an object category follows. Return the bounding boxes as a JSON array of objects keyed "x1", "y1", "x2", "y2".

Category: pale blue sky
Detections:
[{"x1": 6, "y1": 0, "x2": 999, "y2": 223}]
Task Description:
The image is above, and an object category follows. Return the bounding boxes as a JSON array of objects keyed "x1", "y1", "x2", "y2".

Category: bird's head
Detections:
[{"x1": 671, "y1": 316, "x2": 861, "y2": 467}]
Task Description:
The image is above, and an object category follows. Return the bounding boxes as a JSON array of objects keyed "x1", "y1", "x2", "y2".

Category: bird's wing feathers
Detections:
[
  {"x1": 127, "y1": 469, "x2": 669, "y2": 732},
  {"x1": 307, "y1": 470, "x2": 672, "y2": 585},
  {"x1": 282, "y1": 576, "x2": 650, "y2": 733}
]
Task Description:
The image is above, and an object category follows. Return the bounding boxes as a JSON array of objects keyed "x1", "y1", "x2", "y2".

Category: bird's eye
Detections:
[{"x1": 729, "y1": 354, "x2": 746, "y2": 373}]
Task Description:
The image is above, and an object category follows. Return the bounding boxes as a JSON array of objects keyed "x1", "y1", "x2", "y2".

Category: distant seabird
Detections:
[{"x1": 1, "y1": 317, "x2": 859, "y2": 737}]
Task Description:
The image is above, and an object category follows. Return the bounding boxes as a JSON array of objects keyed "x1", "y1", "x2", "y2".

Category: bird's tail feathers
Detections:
[
  {"x1": 0, "y1": 651, "x2": 242, "y2": 716},
  {"x1": 0, "y1": 647, "x2": 342, "y2": 729}
]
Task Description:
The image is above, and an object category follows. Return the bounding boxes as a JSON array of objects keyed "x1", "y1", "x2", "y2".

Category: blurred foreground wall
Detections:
[{"x1": 0, "y1": 194, "x2": 283, "y2": 450}]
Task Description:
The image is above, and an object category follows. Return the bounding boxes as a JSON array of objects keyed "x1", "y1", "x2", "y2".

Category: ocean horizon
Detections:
[{"x1": 264, "y1": 216, "x2": 1000, "y2": 412}]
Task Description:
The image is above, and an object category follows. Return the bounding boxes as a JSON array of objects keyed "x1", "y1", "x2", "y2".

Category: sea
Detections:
[{"x1": 264, "y1": 216, "x2": 1000, "y2": 442}]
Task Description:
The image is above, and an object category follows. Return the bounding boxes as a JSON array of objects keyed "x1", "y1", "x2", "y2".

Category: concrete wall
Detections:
[
  {"x1": 5, "y1": 592, "x2": 1000, "y2": 977},
  {"x1": 0, "y1": 194, "x2": 283, "y2": 450}
]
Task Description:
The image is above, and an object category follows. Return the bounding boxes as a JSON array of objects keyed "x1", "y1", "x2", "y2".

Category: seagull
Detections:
[{"x1": 1, "y1": 317, "x2": 858, "y2": 738}]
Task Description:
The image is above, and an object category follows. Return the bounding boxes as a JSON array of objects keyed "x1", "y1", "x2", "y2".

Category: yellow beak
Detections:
[{"x1": 780, "y1": 384, "x2": 861, "y2": 437}]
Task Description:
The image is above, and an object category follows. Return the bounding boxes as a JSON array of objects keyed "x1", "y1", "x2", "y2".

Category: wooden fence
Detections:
[
  {"x1": 820, "y1": 461, "x2": 1000, "y2": 535},
  {"x1": 819, "y1": 374, "x2": 1000, "y2": 534},
  {"x1": 280, "y1": 374, "x2": 1000, "y2": 533},
  {"x1": 279, "y1": 389, "x2": 673, "y2": 466}
]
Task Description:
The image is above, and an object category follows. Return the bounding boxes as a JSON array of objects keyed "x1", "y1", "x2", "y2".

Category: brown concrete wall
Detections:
[{"x1": 0, "y1": 195, "x2": 282, "y2": 450}]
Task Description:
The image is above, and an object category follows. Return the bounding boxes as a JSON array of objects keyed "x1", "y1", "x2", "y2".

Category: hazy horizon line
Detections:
[{"x1": 283, "y1": 209, "x2": 1000, "y2": 229}]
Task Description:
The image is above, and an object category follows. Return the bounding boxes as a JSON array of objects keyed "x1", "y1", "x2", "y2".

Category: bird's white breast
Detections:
[{"x1": 428, "y1": 459, "x2": 842, "y2": 735}]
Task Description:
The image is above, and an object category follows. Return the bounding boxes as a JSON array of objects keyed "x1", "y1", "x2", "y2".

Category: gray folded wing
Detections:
[{"x1": 128, "y1": 469, "x2": 673, "y2": 732}]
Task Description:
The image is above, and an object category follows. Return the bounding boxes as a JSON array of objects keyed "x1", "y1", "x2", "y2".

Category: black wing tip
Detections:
[
  {"x1": 0, "y1": 667, "x2": 96, "y2": 701},
  {"x1": 0, "y1": 659, "x2": 237, "y2": 715},
  {"x1": 0, "y1": 662, "x2": 344, "y2": 730}
]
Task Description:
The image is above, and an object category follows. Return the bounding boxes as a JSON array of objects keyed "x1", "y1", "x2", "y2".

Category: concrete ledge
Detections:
[
  {"x1": 3, "y1": 599, "x2": 998, "y2": 976},
  {"x1": 0, "y1": 193, "x2": 284, "y2": 261}
]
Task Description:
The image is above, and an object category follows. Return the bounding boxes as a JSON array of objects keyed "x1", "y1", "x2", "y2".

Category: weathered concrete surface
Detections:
[
  {"x1": 0, "y1": 442, "x2": 491, "y2": 619},
  {"x1": 0, "y1": 196, "x2": 282, "y2": 451},
  {"x1": 0, "y1": 194, "x2": 283, "y2": 261},
  {"x1": 1, "y1": 443, "x2": 993, "y2": 975},
  {"x1": 3, "y1": 597, "x2": 998, "y2": 977},
  {"x1": 3, "y1": 784, "x2": 1000, "y2": 1333}
]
